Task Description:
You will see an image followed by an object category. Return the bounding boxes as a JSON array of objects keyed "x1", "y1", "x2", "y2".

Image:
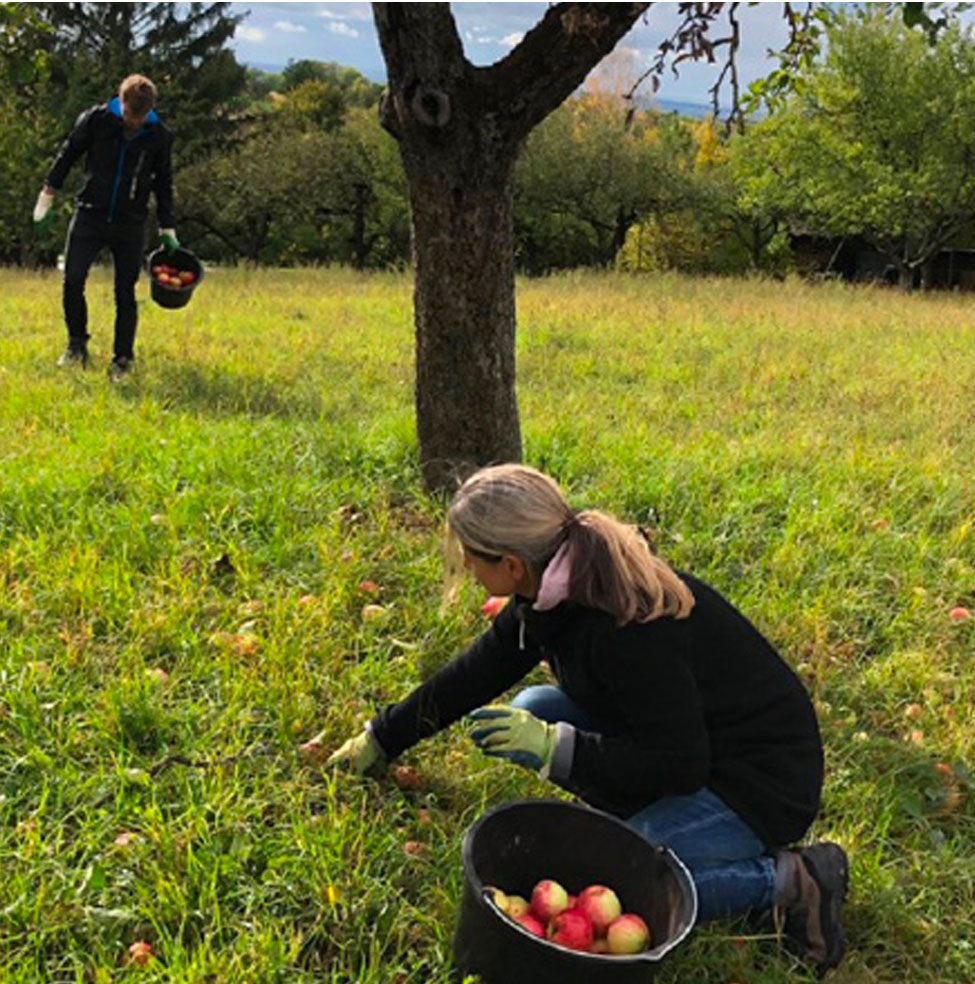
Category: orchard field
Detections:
[{"x1": 1, "y1": 266, "x2": 974, "y2": 983}]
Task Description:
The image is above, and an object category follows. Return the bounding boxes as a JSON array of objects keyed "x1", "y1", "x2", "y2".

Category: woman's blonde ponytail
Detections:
[{"x1": 446, "y1": 464, "x2": 693, "y2": 624}]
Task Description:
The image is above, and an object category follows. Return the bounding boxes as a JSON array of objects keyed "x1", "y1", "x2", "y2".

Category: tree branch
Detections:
[{"x1": 481, "y1": 3, "x2": 650, "y2": 141}]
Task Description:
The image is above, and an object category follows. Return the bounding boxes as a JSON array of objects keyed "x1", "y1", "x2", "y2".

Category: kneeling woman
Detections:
[{"x1": 304, "y1": 464, "x2": 848, "y2": 974}]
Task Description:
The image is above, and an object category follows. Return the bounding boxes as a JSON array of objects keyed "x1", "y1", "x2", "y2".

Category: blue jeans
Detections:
[{"x1": 511, "y1": 684, "x2": 777, "y2": 923}]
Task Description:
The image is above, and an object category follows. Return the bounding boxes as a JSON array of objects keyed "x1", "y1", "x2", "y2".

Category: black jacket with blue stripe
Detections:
[{"x1": 46, "y1": 96, "x2": 174, "y2": 227}]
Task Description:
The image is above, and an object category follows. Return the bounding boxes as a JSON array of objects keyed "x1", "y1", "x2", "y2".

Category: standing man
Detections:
[{"x1": 33, "y1": 74, "x2": 178, "y2": 380}]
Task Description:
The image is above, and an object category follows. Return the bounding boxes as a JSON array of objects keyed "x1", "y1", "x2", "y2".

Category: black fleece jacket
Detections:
[
  {"x1": 46, "y1": 97, "x2": 174, "y2": 227},
  {"x1": 370, "y1": 572, "x2": 823, "y2": 849}
]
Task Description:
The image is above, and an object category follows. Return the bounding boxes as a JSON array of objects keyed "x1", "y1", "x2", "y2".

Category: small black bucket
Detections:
[
  {"x1": 146, "y1": 246, "x2": 204, "y2": 309},
  {"x1": 452, "y1": 799, "x2": 697, "y2": 984}
]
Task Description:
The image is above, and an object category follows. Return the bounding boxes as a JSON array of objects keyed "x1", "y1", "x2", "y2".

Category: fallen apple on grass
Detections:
[
  {"x1": 127, "y1": 941, "x2": 155, "y2": 966},
  {"x1": 361, "y1": 603, "x2": 389, "y2": 622},
  {"x1": 481, "y1": 595, "x2": 508, "y2": 619},
  {"x1": 389, "y1": 764, "x2": 424, "y2": 790}
]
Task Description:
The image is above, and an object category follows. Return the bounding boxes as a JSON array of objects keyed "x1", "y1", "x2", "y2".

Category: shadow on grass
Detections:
[{"x1": 125, "y1": 360, "x2": 325, "y2": 420}]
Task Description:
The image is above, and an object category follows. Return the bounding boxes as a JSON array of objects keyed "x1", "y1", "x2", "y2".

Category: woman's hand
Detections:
[
  {"x1": 468, "y1": 704, "x2": 557, "y2": 774},
  {"x1": 299, "y1": 728, "x2": 385, "y2": 777}
]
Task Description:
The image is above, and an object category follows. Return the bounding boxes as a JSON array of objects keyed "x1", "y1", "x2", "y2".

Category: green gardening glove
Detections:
[
  {"x1": 160, "y1": 228, "x2": 180, "y2": 254},
  {"x1": 299, "y1": 727, "x2": 385, "y2": 777},
  {"x1": 468, "y1": 704, "x2": 557, "y2": 774}
]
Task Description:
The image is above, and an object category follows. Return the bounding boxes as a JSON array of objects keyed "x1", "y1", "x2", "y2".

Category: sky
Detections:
[{"x1": 227, "y1": 2, "x2": 795, "y2": 109}]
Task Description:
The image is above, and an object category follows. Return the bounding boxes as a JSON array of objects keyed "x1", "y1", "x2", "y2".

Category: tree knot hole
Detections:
[{"x1": 411, "y1": 86, "x2": 451, "y2": 128}]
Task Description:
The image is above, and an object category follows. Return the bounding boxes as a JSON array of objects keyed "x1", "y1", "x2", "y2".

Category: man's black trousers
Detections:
[{"x1": 63, "y1": 209, "x2": 145, "y2": 360}]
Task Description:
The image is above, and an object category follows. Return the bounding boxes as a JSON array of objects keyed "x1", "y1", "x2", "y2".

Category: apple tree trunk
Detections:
[{"x1": 373, "y1": 2, "x2": 649, "y2": 494}]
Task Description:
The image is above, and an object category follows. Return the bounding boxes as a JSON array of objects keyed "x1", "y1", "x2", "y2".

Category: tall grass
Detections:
[{"x1": 1, "y1": 265, "x2": 973, "y2": 983}]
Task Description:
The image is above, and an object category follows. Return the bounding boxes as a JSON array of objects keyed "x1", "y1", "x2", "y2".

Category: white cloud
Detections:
[
  {"x1": 500, "y1": 32, "x2": 525, "y2": 48},
  {"x1": 318, "y1": 4, "x2": 371, "y2": 21},
  {"x1": 274, "y1": 20, "x2": 307, "y2": 33},
  {"x1": 328, "y1": 21, "x2": 359, "y2": 39},
  {"x1": 235, "y1": 25, "x2": 267, "y2": 42}
]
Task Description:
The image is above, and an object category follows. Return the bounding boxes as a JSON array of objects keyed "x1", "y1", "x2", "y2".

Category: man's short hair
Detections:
[{"x1": 119, "y1": 74, "x2": 157, "y2": 116}]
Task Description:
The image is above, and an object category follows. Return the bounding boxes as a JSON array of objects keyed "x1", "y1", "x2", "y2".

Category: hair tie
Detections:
[{"x1": 562, "y1": 512, "x2": 580, "y2": 532}]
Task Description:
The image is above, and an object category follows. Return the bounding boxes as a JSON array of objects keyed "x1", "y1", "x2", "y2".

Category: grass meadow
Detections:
[{"x1": 1, "y1": 264, "x2": 974, "y2": 983}]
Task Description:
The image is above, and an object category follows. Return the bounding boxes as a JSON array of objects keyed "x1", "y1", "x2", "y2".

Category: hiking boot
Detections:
[
  {"x1": 108, "y1": 356, "x2": 134, "y2": 382},
  {"x1": 57, "y1": 344, "x2": 89, "y2": 368},
  {"x1": 775, "y1": 842, "x2": 849, "y2": 976}
]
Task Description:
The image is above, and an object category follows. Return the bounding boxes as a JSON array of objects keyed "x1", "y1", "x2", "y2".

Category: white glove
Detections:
[{"x1": 33, "y1": 189, "x2": 54, "y2": 223}]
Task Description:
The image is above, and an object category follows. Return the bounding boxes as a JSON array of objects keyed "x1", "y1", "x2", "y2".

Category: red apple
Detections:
[
  {"x1": 576, "y1": 884, "x2": 623, "y2": 936},
  {"x1": 179, "y1": 270, "x2": 196, "y2": 285},
  {"x1": 547, "y1": 908, "x2": 594, "y2": 952},
  {"x1": 481, "y1": 595, "x2": 508, "y2": 619},
  {"x1": 949, "y1": 606, "x2": 971, "y2": 621},
  {"x1": 530, "y1": 879, "x2": 569, "y2": 922},
  {"x1": 128, "y1": 941, "x2": 155, "y2": 966},
  {"x1": 606, "y1": 913, "x2": 650, "y2": 954},
  {"x1": 514, "y1": 912, "x2": 546, "y2": 937}
]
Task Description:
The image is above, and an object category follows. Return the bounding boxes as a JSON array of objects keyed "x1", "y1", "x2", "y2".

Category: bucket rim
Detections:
[{"x1": 461, "y1": 798, "x2": 698, "y2": 964}]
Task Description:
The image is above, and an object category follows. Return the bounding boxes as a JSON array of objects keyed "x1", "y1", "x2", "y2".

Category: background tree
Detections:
[
  {"x1": 34, "y1": 2, "x2": 247, "y2": 163},
  {"x1": 276, "y1": 62, "x2": 382, "y2": 133},
  {"x1": 177, "y1": 108, "x2": 408, "y2": 268},
  {"x1": 514, "y1": 90, "x2": 688, "y2": 273},
  {"x1": 736, "y1": 6, "x2": 975, "y2": 289},
  {"x1": 0, "y1": 4, "x2": 54, "y2": 263},
  {"x1": 615, "y1": 114, "x2": 767, "y2": 276},
  {"x1": 281, "y1": 59, "x2": 383, "y2": 109}
]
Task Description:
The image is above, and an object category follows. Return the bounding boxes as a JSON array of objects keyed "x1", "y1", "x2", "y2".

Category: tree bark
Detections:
[{"x1": 373, "y1": 2, "x2": 649, "y2": 493}]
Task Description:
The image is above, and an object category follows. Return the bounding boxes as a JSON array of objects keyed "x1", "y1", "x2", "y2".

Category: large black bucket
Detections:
[
  {"x1": 146, "y1": 246, "x2": 204, "y2": 309},
  {"x1": 452, "y1": 799, "x2": 697, "y2": 984}
]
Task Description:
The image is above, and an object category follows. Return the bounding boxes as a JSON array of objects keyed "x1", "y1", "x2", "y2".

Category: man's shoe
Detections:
[
  {"x1": 56, "y1": 345, "x2": 89, "y2": 368},
  {"x1": 108, "y1": 356, "x2": 134, "y2": 382},
  {"x1": 775, "y1": 842, "x2": 849, "y2": 976}
]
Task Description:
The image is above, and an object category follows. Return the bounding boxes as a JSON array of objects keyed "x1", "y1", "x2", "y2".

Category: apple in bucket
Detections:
[
  {"x1": 606, "y1": 913, "x2": 651, "y2": 954},
  {"x1": 576, "y1": 884, "x2": 622, "y2": 936},
  {"x1": 530, "y1": 879, "x2": 569, "y2": 922},
  {"x1": 547, "y1": 908, "x2": 594, "y2": 952}
]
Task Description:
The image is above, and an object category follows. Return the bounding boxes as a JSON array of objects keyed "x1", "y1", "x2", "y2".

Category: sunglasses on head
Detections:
[{"x1": 463, "y1": 544, "x2": 503, "y2": 563}]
